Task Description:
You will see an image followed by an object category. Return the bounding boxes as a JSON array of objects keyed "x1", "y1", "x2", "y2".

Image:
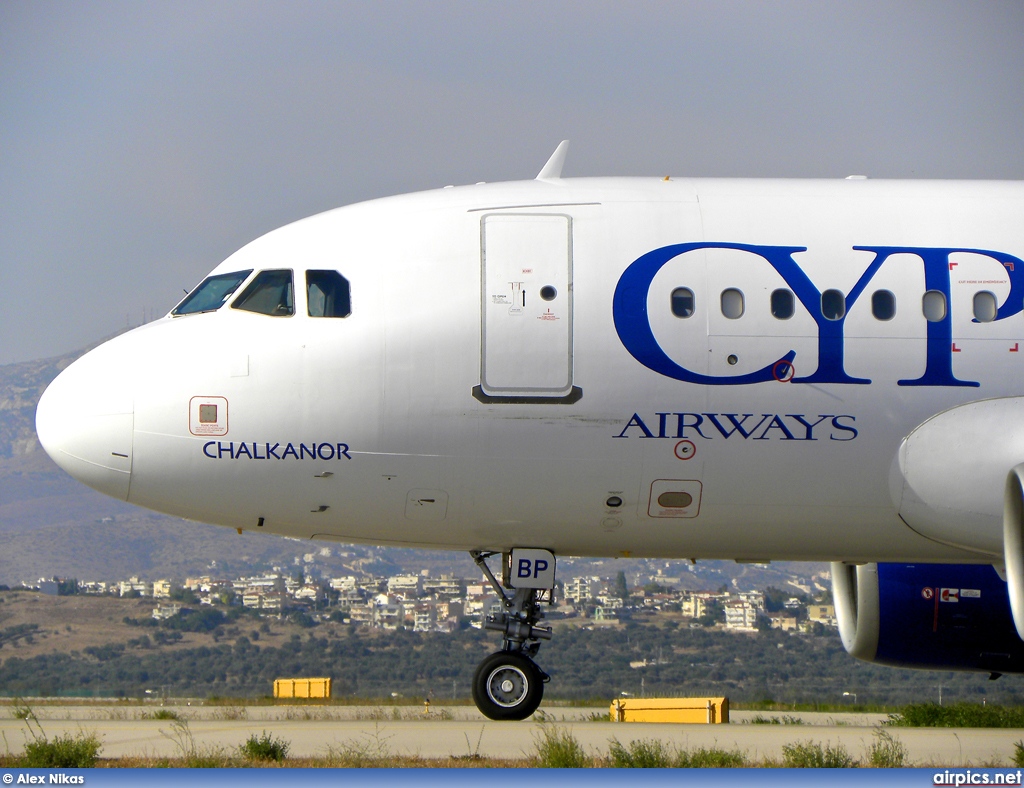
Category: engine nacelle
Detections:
[
  {"x1": 831, "y1": 562, "x2": 1024, "y2": 674},
  {"x1": 891, "y1": 397, "x2": 1024, "y2": 556},
  {"x1": 1003, "y1": 463, "x2": 1024, "y2": 641}
]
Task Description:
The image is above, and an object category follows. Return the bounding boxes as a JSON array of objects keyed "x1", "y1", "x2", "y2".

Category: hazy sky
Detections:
[{"x1": 3, "y1": 1, "x2": 1023, "y2": 365}]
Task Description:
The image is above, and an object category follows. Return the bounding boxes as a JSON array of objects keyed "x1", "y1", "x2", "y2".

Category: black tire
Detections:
[{"x1": 471, "y1": 651, "x2": 544, "y2": 721}]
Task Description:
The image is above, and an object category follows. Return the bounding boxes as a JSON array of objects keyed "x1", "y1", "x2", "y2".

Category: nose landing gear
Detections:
[{"x1": 470, "y1": 549, "x2": 555, "y2": 721}]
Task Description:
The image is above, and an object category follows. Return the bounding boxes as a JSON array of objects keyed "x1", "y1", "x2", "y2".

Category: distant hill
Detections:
[
  {"x1": 0, "y1": 346, "x2": 85, "y2": 459},
  {"x1": 0, "y1": 340, "x2": 828, "y2": 592}
]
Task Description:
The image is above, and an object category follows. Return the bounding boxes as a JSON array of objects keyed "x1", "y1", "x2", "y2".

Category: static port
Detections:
[
  {"x1": 727, "y1": 354, "x2": 738, "y2": 365},
  {"x1": 540, "y1": 285, "x2": 557, "y2": 301},
  {"x1": 606, "y1": 496, "x2": 623, "y2": 508}
]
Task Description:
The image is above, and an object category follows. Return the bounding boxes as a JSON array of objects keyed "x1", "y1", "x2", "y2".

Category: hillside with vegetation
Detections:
[{"x1": 0, "y1": 591, "x2": 1017, "y2": 706}]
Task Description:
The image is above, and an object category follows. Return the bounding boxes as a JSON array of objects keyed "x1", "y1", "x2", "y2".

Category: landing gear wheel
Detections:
[{"x1": 472, "y1": 651, "x2": 544, "y2": 721}]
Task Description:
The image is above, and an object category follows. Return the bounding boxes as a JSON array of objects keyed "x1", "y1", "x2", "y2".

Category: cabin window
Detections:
[
  {"x1": 232, "y1": 269, "x2": 294, "y2": 316},
  {"x1": 973, "y1": 291, "x2": 997, "y2": 323},
  {"x1": 307, "y1": 270, "x2": 352, "y2": 318},
  {"x1": 872, "y1": 290, "x2": 896, "y2": 321},
  {"x1": 172, "y1": 270, "x2": 253, "y2": 316},
  {"x1": 771, "y1": 289, "x2": 795, "y2": 319},
  {"x1": 821, "y1": 289, "x2": 845, "y2": 321},
  {"x1": 721, "y1": 288, "x2": 744, "y2": 319},
  {"x1": 922, "y1": 290, "x2": 947, "y2": 322},
  {"x1": 671, "y1": 287, "x2": 695, "y2": 318}
]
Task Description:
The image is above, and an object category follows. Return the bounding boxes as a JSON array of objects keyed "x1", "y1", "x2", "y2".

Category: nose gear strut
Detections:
[{"x1": 470, "y1": 550, "x2": 554, "y2": 720}]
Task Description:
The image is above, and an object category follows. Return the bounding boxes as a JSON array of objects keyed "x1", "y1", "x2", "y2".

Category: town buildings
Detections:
[{"x1": 34, "y1": 568, "x2": 834, "y2": 636}]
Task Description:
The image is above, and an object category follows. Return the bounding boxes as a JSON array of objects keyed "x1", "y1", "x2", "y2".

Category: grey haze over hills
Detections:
[{"x1": 0, "y1": 342, "x2": 827, "y2": 593}]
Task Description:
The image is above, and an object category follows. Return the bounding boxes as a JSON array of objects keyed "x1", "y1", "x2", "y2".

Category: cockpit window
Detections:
[
  {"x1": 231, "y1": 269, "x2": 294, "y2": 316},
  {"x1": 307, "y1": 270, "x2": 351, "y2": 318},
  {"x1": 172, "y1": 270, "x2": 252, "y2": 316}
]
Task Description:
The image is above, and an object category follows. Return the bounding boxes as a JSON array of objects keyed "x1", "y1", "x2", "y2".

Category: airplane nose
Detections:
[{"x1": 36, "y1": 353, "x2": 134, "y2": 501}]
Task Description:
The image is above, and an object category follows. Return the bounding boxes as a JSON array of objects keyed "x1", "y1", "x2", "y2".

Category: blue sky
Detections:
[{"x1": 3, "y1": 1, "x2": 1023, "y2": 364}]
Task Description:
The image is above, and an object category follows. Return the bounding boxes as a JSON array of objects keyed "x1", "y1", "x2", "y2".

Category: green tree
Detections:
[
  {"x1": 698, "y1": 599, "x2": 725, "y2": 627},
  {"x1": 615, "y1": 571, "x2": 629, "y2": 600},
  {"x1": 55, "y1": 578, "x2": 79, "y2": 596},
  {"x1": 764, "y1": 586, "x2": 788, "y2": 612},
  {"x1": 170, "y1": 588, "x2": 198, "y2": 604}
]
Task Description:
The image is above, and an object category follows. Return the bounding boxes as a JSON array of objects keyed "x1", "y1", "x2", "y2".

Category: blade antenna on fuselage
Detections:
[{"x1": 536, "y1": 140, "x2": 569, "y2": 180}]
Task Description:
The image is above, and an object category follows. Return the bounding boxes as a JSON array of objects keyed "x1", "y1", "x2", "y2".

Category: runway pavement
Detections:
[{"x1": 1, "y1": 705, "x2": 1021, "y2": 765}]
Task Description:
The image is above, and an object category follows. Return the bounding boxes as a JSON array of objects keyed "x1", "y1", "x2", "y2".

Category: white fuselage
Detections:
[{"x1": 35, "y1": 176, "x2": 1024, "y2": 564}]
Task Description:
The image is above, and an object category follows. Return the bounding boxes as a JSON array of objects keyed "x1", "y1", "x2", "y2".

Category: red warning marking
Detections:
[
  {"x1": 1012, "y1": 343, "x2": 1019, "y2": 353},
  {"x1": 1006, "y1": 262, "x2": 1016, "y2": 272},
  {"x1": 921, "y1": 587, "x2": 934, "y2": 600},
  {"x1": 951, "y1": 343, "x2": 961, "y2": 353},
  {"x1": 940, "y1": 587, "x2": 959, "y2": 603},
  {"x1": 674, "y1": 440, "x2": 696, "y2": 461},
  {"x1": 772, "y1": 360, "x2": 795, "y2": 382},
  {"x1": 948, "y1": 262, "x2": 958, "y2": 270}
]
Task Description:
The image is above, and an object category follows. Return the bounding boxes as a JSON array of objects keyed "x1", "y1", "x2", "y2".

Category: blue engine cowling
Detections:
[{"x1": 831, "y1": 562, "x2": 1024, "y2": 675}]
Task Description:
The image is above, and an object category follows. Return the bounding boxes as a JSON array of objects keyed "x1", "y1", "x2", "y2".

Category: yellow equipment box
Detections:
[
  {"x1": 273, "y1": 677, "x2": 332, "y2": 699},
  {"x1": 610, "y1": 697, "x2": 729, "y2": 723}
]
